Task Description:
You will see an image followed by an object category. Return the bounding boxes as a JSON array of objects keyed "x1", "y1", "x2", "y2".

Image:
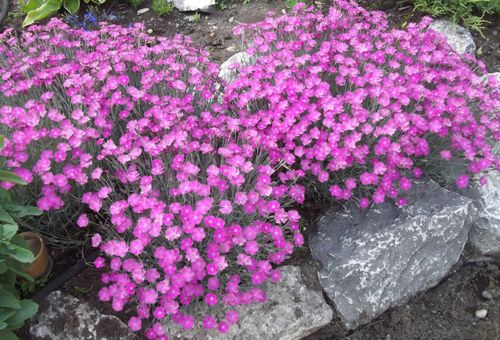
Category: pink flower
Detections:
[
  {"x1": 456, "y1": 175, "x2": 469, "y2": 189},
  {"x1": 77, "y1": 214, "x2": 89, "y2": 228},
  {"x1": 217, "y1": 321, "x2": 229, "y2": 333},
  {"x1": 128, "y1": 317, "x2": 142, "y2": 332},
  {"x1": 91, "y1": 233, "x2": 102, "y2": 247},
  {"x1": 219, "y1": 200, "x2": 233, "y2": 214},
  {"x1": 359, "y1": 198, "x2": 370, "y2": 209},
  {"x1": 205, "y1": 292, "x2": 218, "y2": 306},
  {"x1": 203, "y1": 316, "x2": 216, "y2": 329}
]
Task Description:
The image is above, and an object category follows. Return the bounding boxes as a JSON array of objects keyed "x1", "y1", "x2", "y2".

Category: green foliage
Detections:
[
  {"x1": 414, "y1": 0, "x2": 500, "y2": 32},
  {"x1": 21, "y1": 0, "x2": 106, "y2": 26},
  {"x1": 128, "y1": 0, "x2": 144, "y2": 8},
  {"x1": 191, "y1": 12, "x2": 201, "y2": 22},
  {"x1": 151, "y1": 0, "x2": 174, "y2": 16},
  {"x1": 0, "y1": 139, "x2": 41, "y2": 339},
  {"x1": 218, "y1": 0, "x2": 251, "y2": 10},
  {"x1": 284, "y1": 0, "x2": 304, "y2": 9},
  {"x1": 0, "y1": 191, "x2": 40, "y2": 339}
]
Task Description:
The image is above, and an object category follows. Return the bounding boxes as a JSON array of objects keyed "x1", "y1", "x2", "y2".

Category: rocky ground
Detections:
[{"x1": 10, "y1": 1, "x2": 500, "y2": 339}]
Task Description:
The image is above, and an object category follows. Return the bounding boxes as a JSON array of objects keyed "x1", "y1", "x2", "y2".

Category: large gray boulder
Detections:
[
  {"x1": 310, "y1": 180, "x2": 477, "y2": 329},
  {"x1": 30, "y1": 291, "x2": 134, "y2": 340},
  {"x1": 164, "y1": 266, "x2": 332, "y2": 340},
  {"x1": 173, "y1": 0, "x2": 215, "y2": 12},
  {"x1": 469, "y1": 138, "x2": 500, "y2": 255},
  {"x1": 429, "y1": 20, "x2": 476, "y2": 55}
]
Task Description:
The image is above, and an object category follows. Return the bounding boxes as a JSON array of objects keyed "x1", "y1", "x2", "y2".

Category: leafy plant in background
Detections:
[
  {"x1": 414, "y1": 0, "x2": 500, "y2": 32},
  {"x1": 284, "y1": 0, "x2": 304, "y2": 9},
  {"x1": 0, "y1": 189, "x2": 41, "y2": 340},
  {"x1": 21, "y1": 0, "x2": 106, "y2": 26},
  {"x1": 0, "y1": 137, "x2": 40, "y2": 340},
  {"x1": 151, "y1": 0, "x2": 174, "y2": 16},
  {"x1": 65, "y1": 10, "x2": 98, "y2": 29},
  {"x1": 128, "y1": 0, "x2": 143, "y2": 8}
]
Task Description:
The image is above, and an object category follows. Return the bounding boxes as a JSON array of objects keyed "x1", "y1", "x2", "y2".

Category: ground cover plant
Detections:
[
  {"x1": 226, "y1": 1, "x2": 500, "y2": 207},
  {"x1": 0, "y1": 19, "x2": 302, "y2": 338},
  {"x1": 20, "y1": 0, "x2": 107, "y2": 26},
  {"x1": 0, "y1": 0, "x2": 499, "y2": 339},
  {"x1": 413, "y1": 0, "x2": 500, "y2": 32}
]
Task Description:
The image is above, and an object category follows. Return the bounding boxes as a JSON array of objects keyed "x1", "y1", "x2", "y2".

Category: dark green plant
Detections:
[
  {"x1": 414, "y1": 0, "x2": 500, "y2": 32},
  {"x1": 0, "y1": 209, "x2": 39, "y2": 340},
  {"x1": 21, "y1": 0, "x2": 107, "y2": 26},
  {"x1": 128, "y1": 0, "x2": 144, "y2": 8},
  {"x1": 151, "y1": 0, "x2": 174, "y2": 16},
  {"x1": 0, "y1": 136, "x2": 41, "y2": 340},
  {"x1": 285, "y1": 0, "x2": 304, "y2": 9}
]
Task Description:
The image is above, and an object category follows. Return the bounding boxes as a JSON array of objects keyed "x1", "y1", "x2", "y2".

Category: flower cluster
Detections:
[
  {"x1": 226, "y1": 1, "x2": 500, "y2": 207},
  {"x1": 0, "y1": 19, "x2": 301, "y2": 338}
]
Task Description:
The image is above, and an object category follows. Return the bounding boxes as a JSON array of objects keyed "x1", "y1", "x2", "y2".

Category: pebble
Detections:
[
  {"x1": 147, "y1": 29, "x2": 153, "y2": 34},
  {"x1": 475, "y1": 309, "x2": 488, "y2": 319},
  {"x1": 482, "y1": 291, "x2": 493, "y2": 300},
  {"x1": 228, "y1": 16, "x2": 234, "y2": 23},
  {"x1": 226, "y1": 45, "x2": 236, "y2": 52},
  {"x1": 137, "y1": 8, "x2": 150, "y2": 15}
]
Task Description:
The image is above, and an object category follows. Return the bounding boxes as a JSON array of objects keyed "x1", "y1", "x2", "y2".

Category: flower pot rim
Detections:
[{"x1": 17, "y1": 231, "x2": 45, "y2": 262}]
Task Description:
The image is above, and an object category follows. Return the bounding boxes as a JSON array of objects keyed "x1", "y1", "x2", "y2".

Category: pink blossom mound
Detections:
[
  {"x1": 0, "y1": 19, "x2": 301, "y2": 338},
  {"x1": 226, "y1": 1, "x2": 500, "y2": 207}
]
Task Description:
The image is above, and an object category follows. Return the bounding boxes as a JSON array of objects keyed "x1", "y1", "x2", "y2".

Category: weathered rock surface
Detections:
[
  {"x1": 30, "y1": 291, "x2": 134, "y2": 340},
  {"x1": 310, "y1": 180, "x2": 477, "y2": 329},
  {"x1": 173, "y1": 0, "x2": 215, "y2": 12},
  {"x1": 429, "y1": 20, "x2": 476, "y2": 54},
  {"x1": 164, "y1": 266, "x2": 332, "y2": 340},
  {"x1": 219, "y1": 52, "x2": 252, "y2": 83},
  {"x1": 469, "y1": 170, "x2": 500, "y2": 255}
]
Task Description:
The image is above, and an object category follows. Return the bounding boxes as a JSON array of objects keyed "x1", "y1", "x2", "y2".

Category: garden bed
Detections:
[{"x1": 3, "y1": 0, "x2": 500, "y2": 339}]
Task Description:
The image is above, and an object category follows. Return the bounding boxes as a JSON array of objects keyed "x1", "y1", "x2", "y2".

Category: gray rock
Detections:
[
  {"x1": 429, "y1": 20, "x2": 476, "y2": 54},
  {"x1": 173, "y1": 0, "x2": 215, "y2": 12},
  {"x1": 164, "y1": 266, "x2": 332, "y2": 340},
  {"x1": 481, "y1": 72, "x2": 500, "y2": 86},
  {"x1": 476, "y1": 309, "x2": 488, "y2": 319},
  {"x1": 469, "y1": 170, "x2": 500, "y2": 255},
  {"x1": 137, "y1": 8, "x2": 149, "y2": 15},
  {"x1": 30, "y1": 291, "x2": 134, "y2": 340},
  {"x1": 310, "y1": 180, "x2": 477, "y2": 329},
  {"x1": 482, "y1": 290, "x2": 493, "y2": 300},
  {"x1": 219, "y1": 52, "x2": 252, "y2": 83}
]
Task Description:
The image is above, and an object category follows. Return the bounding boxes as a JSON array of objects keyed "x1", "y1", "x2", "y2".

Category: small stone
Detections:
[
  {"x1": 147, "y1": 29, "x2": 153, "y2": 34},
  {"x1": 219, "y1": 52, "x2": 252, "y2": 83},
  {"x1": 482, "y1": 291, "x2": 493, "y2": 300},
  {"x1": 476, "y1": 309, "x2": 488, "y2": 319},
  {"x1": 137, "y1": 8, "x2": 150, "y2": 15},
  {"x1": 229, "y1": 16, "x2": 234, "y2": 23}
]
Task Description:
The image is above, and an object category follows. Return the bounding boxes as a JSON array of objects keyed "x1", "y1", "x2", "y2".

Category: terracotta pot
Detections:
[{"x1": 17, "y1": 232, "x2": 52, "y2": 279}]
